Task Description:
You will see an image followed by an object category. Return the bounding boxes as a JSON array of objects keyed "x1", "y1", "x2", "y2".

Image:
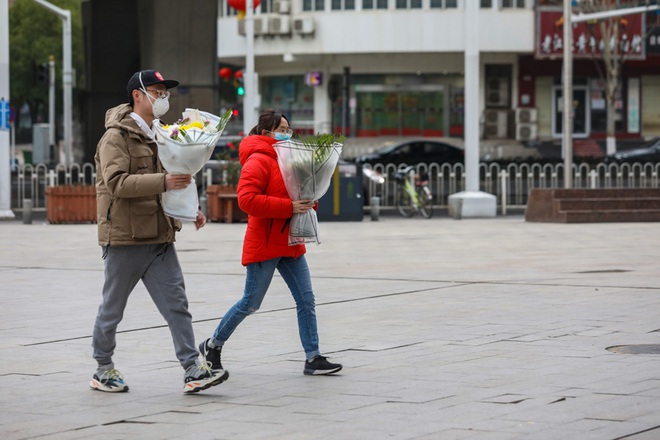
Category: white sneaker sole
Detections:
[
  {"x1": 183, "y1": 370, "x2": 229, "y2": 394},
  {"x1": 90, "y1": 379, "x2": 129, "y2": 392}
]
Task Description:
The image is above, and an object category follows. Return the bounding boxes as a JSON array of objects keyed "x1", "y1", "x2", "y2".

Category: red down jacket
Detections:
[{"x1": 237, "y1": 135, "x2": 306, "y2": 266}]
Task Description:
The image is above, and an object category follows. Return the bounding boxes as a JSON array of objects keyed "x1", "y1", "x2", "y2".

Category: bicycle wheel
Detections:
[
  {"x1": 418, "y1": 187, "x2": 434, "y2": 219},
  {"x1": 396, "y1": 185, "x2": 415, "y2": 217}
]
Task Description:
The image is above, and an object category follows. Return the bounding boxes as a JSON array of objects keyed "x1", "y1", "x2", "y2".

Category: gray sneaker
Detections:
[
  {"x1": 183, "y1": 361, "x2": 228, "y2": 394},
  {"x1": 90, "y1": 368, "x2": 129, "y2": 392}
]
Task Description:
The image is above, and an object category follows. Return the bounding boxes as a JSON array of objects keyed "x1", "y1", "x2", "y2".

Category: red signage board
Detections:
[{"x1": 536, "y1": 8, "x2": 646, "y2": 60}]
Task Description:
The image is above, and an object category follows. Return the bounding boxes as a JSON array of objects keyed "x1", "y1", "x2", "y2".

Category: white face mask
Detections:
[
  {"x1": 142, "y1": 91, "x2": 170, "y2": 119},
  {"x1": 139, "y1": 72, "x2": 170, "y2": 118}
]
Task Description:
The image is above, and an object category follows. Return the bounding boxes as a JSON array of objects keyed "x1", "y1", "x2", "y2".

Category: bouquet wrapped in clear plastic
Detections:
[
  {"x1": 273, "y1": 134, "x2": 344, "y2": 245},
  {"x1": 154, "y1": 108, "x2": 231, "y2": 221}
]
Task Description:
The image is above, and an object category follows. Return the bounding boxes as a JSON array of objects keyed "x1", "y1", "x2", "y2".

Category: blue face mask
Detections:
[{"x1": 274, "y1": 132, "x2": 292, "y2": 141}]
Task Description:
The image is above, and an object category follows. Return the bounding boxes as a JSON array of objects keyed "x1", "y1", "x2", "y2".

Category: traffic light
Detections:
[
  {"x1": 234, "y1": 70, "x2": 245, "y2": 96},
  {"x1": 37, "y1": 63, "x2": 49, "y2": 85}
]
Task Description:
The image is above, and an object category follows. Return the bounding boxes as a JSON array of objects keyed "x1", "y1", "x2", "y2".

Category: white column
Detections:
[
  {"x1": 464, "y1": 0, "x2": 479, "y2": 193},
  {"x1": 0, "y1": 0, "x2": 14, "y2": 218},
  {"x1": 447, "y1": 0, "x2": 496, "y2": 219}
]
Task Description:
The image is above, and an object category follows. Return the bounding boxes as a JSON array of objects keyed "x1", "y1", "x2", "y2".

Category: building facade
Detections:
[
  {"x1": 216, "y1": 0, "x2": 534, "y2": 139},
  {"x1": 216, "y1": 0, "x2": 660, "y2": 149}
]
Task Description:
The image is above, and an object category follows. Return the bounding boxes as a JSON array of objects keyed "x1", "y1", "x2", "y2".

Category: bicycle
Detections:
[{"x1": 394, "y1": 166, "x2": 434, "y2": 218}]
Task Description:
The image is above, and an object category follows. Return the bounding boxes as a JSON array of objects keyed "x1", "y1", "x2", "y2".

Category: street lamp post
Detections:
[
  {"x1": 32, "y1": 0, "x2": 72, "y2": 165},
  {"x1": 562, "y1": 0, "x2": 573, "y2": 188}
]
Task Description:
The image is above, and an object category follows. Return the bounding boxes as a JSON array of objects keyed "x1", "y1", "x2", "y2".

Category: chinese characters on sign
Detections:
[{"x1": 536, "y1": 10, "x2": 646, "y2": 60}]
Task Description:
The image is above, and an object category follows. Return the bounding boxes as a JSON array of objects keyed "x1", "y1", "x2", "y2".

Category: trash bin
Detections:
[{"x1": 317, "y1": 161, "x2": 363, "y2": 222}]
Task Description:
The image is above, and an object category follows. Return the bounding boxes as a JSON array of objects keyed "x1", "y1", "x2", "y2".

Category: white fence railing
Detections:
[
  {"x1": 10, "y1": 161, "x2": 660, "y2": 214},
  {"x1": 363, "y1": 161, "x2": 660, "y2": 213}
]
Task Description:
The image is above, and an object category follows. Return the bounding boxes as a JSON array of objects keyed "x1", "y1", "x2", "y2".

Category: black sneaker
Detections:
[
  {"x1": 199, "y1": 339, "x2": 224, "y2": 370},
  {"x1": 199, "y1": 338, "x2": 229, "y2": 383},
  {"x1": 304, "y1": 355, "x2": 342, "y2": 376}
]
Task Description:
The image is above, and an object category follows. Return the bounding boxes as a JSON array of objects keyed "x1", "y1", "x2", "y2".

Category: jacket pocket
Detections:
[
  {"x1": 129, "y1": 144, "x2": 155, "y2": 174},
  {"x1": 130, "y1": 198, "x2": 159, "y2": 239}
]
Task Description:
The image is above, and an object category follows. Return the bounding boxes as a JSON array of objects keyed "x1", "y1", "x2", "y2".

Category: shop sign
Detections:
[{"x1": 536, "y1": 8, "x2": 646, "y2": 60}]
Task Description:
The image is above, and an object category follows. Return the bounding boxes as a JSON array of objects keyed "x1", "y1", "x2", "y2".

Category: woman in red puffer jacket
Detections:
[{"x1": 198, "y1": 109, "x2": 342, "y2": 379}]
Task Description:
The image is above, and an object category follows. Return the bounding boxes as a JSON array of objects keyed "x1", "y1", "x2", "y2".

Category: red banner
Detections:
[{"x1": 536, "y1": 8, "x2": 646, "y2": 60}]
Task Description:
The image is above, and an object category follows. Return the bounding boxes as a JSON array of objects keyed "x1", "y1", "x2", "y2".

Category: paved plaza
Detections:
[{"x1": 1, "y1": 213, "x2": 659, "y2": 440}]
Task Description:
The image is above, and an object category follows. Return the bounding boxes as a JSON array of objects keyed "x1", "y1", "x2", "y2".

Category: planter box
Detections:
[
  {"x1": 206, "y1": 185, "x2": 247, "y2": 223},
  {"x1": 46, "y1": 185, "x2": 97, "y2": 224}
]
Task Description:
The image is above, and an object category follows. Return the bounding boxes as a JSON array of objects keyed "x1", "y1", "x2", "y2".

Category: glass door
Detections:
[{"x1": 553, "y1": 86, "x2": 589, "y2": 138}]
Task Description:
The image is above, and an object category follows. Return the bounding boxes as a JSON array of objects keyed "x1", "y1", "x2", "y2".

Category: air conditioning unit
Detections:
[
  {"x1": 486, "y1": 77, "x2": 509, "y2": 107},
  {"x1": 516, "y1": 123, "x2": 538, "y2": 141},
  {"x1": 273, "y1": 0, "x2": 291, "y2": 14},
  {"x1": 270, "y1": 16, "x2": 291, "y2": 34},
  {"x1": 293, "y1": 17, "x2": 315, "y2": 35},
  {"x1": 238, "y1": 16, "x2": 269, "y2": 36},
  {"x1": 515, "y1": 108, "x2": 538, "y2": 124},
  {"x1": 484, "y1": 109, "x2": 508, "y2": 139}
]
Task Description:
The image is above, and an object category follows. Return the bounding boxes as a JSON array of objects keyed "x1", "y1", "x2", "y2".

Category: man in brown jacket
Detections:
[{"x1": 91, "y1": 69, "x2": 228, "y2": 394}]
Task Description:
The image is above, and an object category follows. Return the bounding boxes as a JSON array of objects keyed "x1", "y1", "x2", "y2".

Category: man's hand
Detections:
[
  {"x1": 165, "y1": 173, "x2": 192, "y2": 191},
  {"x1": 195, "y1": 210, "x2": 207, "y2": 230}
]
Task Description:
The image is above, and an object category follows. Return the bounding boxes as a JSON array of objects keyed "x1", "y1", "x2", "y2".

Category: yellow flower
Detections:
[{"x1": 189, "y1": 121, "x2": 204, "y2": 129}]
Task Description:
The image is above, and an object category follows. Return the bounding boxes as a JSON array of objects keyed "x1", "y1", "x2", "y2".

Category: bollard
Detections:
[
  {"x1": 22, "y1": 199, "x2": 33, "y2": 225},
  {"x1": 370, "y1": 196, "x2": 380, "y2": 221}
]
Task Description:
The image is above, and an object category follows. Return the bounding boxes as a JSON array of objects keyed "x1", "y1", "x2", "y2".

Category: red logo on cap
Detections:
[{"x1": 155, "y1": 71, "x2": 164, "y2": 81}]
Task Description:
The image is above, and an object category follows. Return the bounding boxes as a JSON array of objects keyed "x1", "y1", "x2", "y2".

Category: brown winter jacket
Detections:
[{"x1": 95, "y1": 103, "x2": 181, "y2": 246}]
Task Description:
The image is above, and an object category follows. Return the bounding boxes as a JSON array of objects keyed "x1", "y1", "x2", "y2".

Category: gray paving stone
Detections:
[{"x1": 2, "y1": 217, "x2": 660, "y2": 439}]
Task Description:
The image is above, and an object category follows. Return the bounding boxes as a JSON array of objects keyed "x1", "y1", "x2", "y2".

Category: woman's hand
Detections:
[
  {"x1": 292, "y1": 199, "x2": 314, "y2": 214},
  {"x1": 194, "y1": 209, "x2": 207, "y2": 230},
  {"x1": 165, "y1": 173, "x2": 192, "y2": 191}
]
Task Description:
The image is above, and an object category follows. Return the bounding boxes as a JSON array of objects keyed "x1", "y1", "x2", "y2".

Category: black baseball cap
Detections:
[{"x1": 126, "y1": 69, "x2": 179, "y2": 95}]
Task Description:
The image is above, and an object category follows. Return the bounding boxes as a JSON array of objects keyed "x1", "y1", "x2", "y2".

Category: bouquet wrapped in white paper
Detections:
[
  {"x1": 154, "y1": 108, "x2": 232, "y2": 221},
  {"x1": 273, "y1": 134, "x2": 344, "y2": 245}
]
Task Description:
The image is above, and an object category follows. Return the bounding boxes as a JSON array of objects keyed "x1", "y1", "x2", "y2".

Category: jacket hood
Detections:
[
  {"x1": 104, "y1": 103, "x2": 144, "y2": 138},
  {"x1": 238, "y1": 135, "x2": 277, "y2": 166}
]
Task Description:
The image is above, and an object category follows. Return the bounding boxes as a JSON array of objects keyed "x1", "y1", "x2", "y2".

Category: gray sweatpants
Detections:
[{"x1": 92, "y1": 243, "x2": 199, "y2": 372}]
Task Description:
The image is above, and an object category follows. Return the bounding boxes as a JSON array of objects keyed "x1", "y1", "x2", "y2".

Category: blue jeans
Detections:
[{"x1": 211, "y1": 255, "x2": 321, "y2": 360}]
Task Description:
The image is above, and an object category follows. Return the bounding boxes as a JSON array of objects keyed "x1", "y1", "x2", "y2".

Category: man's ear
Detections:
[{"x1": 132, "y1": 89, "x2": 142, "y2": 103}]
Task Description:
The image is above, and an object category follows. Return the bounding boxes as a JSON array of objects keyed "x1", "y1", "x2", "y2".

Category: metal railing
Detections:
[
  {"x1": 9, "y1": 161, "x2": 660, "y2": 214},
  {"x1": 363, "y1": 161, "x2": 660, "y2": 214},
  {"x1": 11, "y1": 163, "x2": 96, "y2": 211}
]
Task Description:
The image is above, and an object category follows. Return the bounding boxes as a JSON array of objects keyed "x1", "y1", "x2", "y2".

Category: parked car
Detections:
[
  {"x1": 353, "y1": 139, "x2": 465, "y2": 166},
  {"x1": 603, "y1": 138, "x2": 660, "y2": 164}
]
